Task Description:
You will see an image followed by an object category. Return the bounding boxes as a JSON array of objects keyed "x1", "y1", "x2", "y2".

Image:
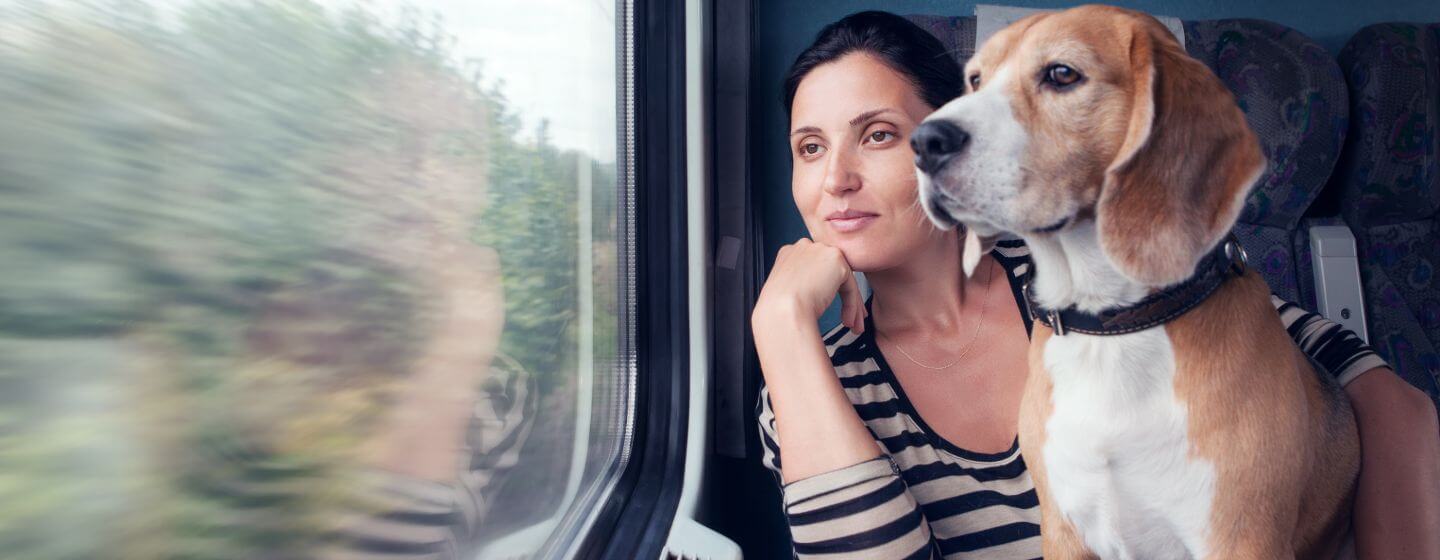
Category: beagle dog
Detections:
[{"x1": 913, "y1": 5, "x2": 1358, "y2": 559}]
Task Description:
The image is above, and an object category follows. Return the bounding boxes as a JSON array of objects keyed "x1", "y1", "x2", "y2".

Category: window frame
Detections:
[{"x1": 576, "y1": 0, "x2": 692, "y2": 557}]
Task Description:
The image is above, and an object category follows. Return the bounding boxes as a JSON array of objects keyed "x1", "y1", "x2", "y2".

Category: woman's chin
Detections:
[{"x1": 827, "y1": 242, "x2": 895, "y2": 273}]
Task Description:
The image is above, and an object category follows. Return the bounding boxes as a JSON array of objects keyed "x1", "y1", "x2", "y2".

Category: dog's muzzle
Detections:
[{"x1": 922, "y1": 192, "x2": 959, "y2": 229}]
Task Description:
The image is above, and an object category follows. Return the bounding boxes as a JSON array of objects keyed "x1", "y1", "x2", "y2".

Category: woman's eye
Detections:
[
  {"x1": 1044, "y1": 64, "x2": 1082, "y2": 87},
  {"x1": 801, "y1": 143, "x2": 823, "y2": 156},
  {"x1": 868, "y1": 131, "x2": 893, "y2": 143}
]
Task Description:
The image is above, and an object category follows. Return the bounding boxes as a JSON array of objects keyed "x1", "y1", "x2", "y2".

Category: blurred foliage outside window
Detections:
[{"x1": 0, "y1": 0, "x2": 625, "y2": 558}]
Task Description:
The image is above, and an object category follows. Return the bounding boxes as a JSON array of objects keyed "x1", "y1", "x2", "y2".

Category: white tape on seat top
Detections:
[{"x1": 974, "y1": 4, "x2": 1186, "y2": 51}]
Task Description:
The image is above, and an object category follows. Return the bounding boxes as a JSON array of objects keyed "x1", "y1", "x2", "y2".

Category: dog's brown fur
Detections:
[{"x1": 1168, "y1": 272, "x2": 1358, "y2": 559}]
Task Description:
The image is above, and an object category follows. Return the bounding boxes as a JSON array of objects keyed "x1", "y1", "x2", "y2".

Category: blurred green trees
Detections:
[{"x1": 0, "y1": 0, "x2": 612, "y2": 557}]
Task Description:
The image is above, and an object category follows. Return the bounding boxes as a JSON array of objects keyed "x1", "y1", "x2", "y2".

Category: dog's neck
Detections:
[{"x1": 1022, "y1": 220, "x2": 1150, "y2": 314}]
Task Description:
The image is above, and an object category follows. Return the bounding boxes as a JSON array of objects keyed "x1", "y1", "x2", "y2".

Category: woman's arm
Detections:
[
  {"x1": 754, "y1": 299, "x2": 882, "y2": 482},
  {"x1": 1344, "y1": 368, "x2": 1440, "y2": 559},
  {"x1": 753, "y1": 239, "x2": 883, "y2": 482},
  {"x1": 1272, "y1": 297, "x2": 1440, "y2": 558},
  {"x1": 757, "y1": 384, "x2": 938, "y2": 560},
  {"x1": 752, "y1": 239, "x2": 938, "y2": 559}
]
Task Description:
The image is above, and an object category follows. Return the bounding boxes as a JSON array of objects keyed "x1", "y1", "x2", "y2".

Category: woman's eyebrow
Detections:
[
  {"x1": 789, "y1": 125, "x2": 821, "y2": 137},
  {"x1": 789, "y1": 108, "x2": 899, "y2": 137},
  {"x1": 849, "y1": 108, "x2": 898, "y2": 127}
]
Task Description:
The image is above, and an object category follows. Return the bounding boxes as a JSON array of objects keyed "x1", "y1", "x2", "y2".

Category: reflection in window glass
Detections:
[{"x1": 0, "y1": 0, "x2": 631, "y2": 558}]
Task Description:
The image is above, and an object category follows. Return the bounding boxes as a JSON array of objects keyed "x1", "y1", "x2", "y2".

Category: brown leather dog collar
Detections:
[{"x1": 1025, "y1": 234, "x2": 1249, "y2": 336}]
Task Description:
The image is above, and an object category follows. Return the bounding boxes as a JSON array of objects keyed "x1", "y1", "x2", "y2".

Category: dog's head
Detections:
[{"x1": 915, "y1": 5, "x2": 1265, "y2": 286}]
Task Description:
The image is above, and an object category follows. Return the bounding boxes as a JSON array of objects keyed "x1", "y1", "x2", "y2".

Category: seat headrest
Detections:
[
  {"x1": 904, "y1": 15, "x2": 976, "y2": 68},
  {"x1": 1184, "y1": 19, "x2": 1349, "y2": 228},
  {"x1": 1334, "y1": 23, "x2": 1440, "y2": 226}
]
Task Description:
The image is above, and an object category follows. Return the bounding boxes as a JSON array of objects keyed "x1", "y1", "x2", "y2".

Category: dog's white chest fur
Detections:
[{"x1": 1041, "y1": 327, "x2": 1215, "y2": 560}]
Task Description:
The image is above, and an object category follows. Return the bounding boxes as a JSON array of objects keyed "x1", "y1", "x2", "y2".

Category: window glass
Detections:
[{"x1": 0, "y1": 0, "x2": 632, "y2": 557}]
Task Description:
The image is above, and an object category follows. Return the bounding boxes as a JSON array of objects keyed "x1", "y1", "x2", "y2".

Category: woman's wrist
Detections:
[
  {"x1": 752, "y1": 294, "x2": 817, "y2": 339},
  {"x1": 752, "y1": 297, "x2": 832, "y2": 386}
]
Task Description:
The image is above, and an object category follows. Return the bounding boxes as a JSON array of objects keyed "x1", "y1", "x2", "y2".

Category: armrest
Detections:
[{"x1": 1306, "y1": 222, "x2": 1370, "y2": 343}]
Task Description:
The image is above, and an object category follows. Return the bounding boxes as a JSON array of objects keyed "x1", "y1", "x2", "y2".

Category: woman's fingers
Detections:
[{"x1": 761, "y1": 239, "x2": 864, "y2": 331}]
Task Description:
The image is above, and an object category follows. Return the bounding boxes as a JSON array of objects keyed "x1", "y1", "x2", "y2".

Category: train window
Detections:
[{"x1": 0, "y1": 0, "x2": 636, "y2": 557}]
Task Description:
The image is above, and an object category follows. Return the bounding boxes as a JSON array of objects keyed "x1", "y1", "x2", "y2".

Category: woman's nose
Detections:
[{"x1": 821, "y1": 147, "x2": 861, "y2": 195}]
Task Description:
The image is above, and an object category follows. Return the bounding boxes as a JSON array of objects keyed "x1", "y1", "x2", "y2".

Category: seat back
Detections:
[
  {"x1": 905, "y1": 15, "x2": 977, "y2": 67},
  {"x1": 1184, "y1": 19, "x2": 1351, "y2": 308},
  {"x1": 1333, "y1": 22, "x2": 1440, "y2": 400}
]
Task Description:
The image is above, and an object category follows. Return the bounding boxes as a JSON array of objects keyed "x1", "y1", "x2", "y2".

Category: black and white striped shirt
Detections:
[
  {"x1": 329, "y1": 358, "x2": 535, "y2": 559},
  {"x1": 756, "y1": 239, "x2": 1387, "y2": 559}
]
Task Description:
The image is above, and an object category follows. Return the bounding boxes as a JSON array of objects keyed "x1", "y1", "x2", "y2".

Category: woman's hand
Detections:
[{"x1": 753, "y1": 239, "x2": 866, "y2": 335}]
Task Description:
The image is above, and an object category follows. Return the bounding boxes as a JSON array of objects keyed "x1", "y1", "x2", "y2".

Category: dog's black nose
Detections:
[{"x1": 910, "y1": 120, "x2": 969, "y2": 175}]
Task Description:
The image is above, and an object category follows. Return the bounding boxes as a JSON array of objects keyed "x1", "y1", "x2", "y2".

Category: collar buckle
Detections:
[
  {"x1": 1223, "y1": 234, "x2": 1249, "y2": 276},
  {"x1": 1026, "y1": 279, "x2": 1068, "y2": 336},
  {"x1": 1048, "y1": 309, "x2": 1066, "y2": 336}
]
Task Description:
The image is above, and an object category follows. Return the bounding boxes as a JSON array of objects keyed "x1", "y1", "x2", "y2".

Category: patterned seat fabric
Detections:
[
  {"x1": 1184, "y1": 19, "x2": 1350, "y2": 309},
  {"x1": 1333, "y1": 23, "x2": 1440, "y2": 402},
  {"x1": 905, "y1": 15, "x2": 976, "y2": 67},
  {"x1": 906, "y1": 16, "x2": 1349, "y2": 308}
]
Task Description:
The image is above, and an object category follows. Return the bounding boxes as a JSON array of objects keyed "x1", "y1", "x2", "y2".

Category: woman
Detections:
[{"x1": 752, "y1": 11, "x2": 1440, "y2": 559}]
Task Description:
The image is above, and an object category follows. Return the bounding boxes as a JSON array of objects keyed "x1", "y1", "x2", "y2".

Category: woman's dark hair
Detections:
[{"x1": 782, "y1": 11, "x2": 963, "y2": 117}]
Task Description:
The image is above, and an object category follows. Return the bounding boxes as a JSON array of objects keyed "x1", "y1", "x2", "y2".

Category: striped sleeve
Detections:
[
  {"x1": 757, "y1": 385, "x2": 939, "y2": 559},
  {"x1": 328, "y1": 473, "x2": 467, "y2": 559},
  {"x1": 1272, "y1": 296, "x2": 1391, "y2": 387},
  {"x1": 328, "y1": 358, "x2": 536, "y2": 559}
]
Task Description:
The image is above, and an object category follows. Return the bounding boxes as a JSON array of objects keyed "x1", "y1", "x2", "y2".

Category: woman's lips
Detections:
[{"x1": 826, "y1": 212, "x2": 879, "y2": 233}]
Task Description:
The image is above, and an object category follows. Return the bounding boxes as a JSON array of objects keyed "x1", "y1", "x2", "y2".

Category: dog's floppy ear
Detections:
[{"x1": 1097, "y1": 16, "x2": 1266, "y2": 287}]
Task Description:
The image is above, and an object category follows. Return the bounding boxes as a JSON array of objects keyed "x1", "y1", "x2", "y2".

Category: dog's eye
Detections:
[
  {"x1": 968, "y1": 74, "x2": 981, "y2": 90},
  {"x1": 1044, "y1": 64, "x2": 1082, "y2": 88}
]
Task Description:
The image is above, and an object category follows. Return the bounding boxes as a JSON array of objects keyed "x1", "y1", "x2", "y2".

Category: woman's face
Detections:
[{"x1": 789, "y1": 52, "x2": 945, "y2": 272}]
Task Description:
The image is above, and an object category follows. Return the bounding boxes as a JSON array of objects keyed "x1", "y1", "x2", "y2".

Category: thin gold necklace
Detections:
[{"x1": 878, "y1": 258, "x2": 996, "y2": 370}]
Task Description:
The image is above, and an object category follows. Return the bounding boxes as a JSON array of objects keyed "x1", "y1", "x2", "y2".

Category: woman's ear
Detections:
[{"x1": 1097, "y1": 16, "x2": 1266, "y2": 287}]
